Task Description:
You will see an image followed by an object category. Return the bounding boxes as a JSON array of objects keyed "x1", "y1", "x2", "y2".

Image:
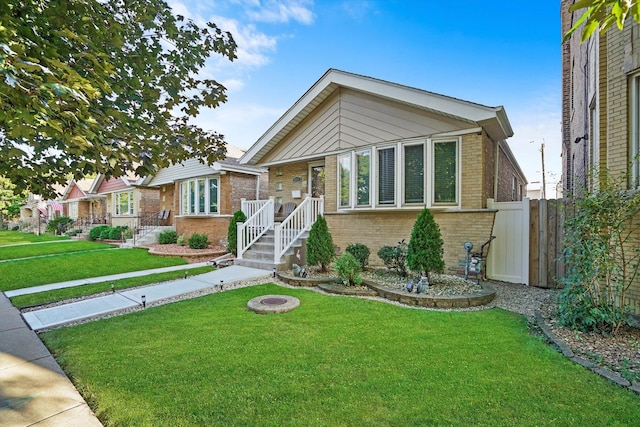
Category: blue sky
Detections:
[{"x1": 171, "y1": 0, "x2": 562, "y2": 192}]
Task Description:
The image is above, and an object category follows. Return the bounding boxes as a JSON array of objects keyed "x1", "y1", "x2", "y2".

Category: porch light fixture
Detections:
[{"x1": 141, "y1": 295, "x2": 146, "y2": 308}]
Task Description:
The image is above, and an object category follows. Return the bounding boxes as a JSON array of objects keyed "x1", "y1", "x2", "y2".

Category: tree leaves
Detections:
[
  {"x1": 564, "y1": 0, "x2": 640, "y2": 43},
  {"x1": 0, "y1": 0, "x2": 237, "y2": 197}
]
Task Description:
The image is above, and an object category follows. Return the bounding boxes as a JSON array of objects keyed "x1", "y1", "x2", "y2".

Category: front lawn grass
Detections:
[
  {"x1": 10, "y1": 266, "x2": 214, "y2": 308},
  {"x1": 0, "y1": 248, "x2": 187, "y2": 292},
  {"x1": 0, "y1": 240, "x2": 113, "y2": 260},
  {"x1": 43, "y1": 284, "x2": 640, "y2": 426},
  {"x1": 0, "y1": 230, "x2": 67, "y2": 245}
]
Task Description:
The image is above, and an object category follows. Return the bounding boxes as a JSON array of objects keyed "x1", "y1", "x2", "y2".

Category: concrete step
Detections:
[{"x1": 234, "y1": 257, "x2": 284, "y2": 271}]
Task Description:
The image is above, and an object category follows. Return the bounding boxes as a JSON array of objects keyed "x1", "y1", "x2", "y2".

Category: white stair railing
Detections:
[
  {"x1": 237, "y1": 198, "x2": 274, "y2": 259},
  {"x1": 274, "y1": 195, "x2": 324, "y2": 263}
]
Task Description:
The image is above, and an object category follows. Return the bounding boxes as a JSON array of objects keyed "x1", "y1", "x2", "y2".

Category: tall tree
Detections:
[
  {"x1": 565, "y1": 0, "x2": 640, "y2": 42},
  {"x1": 0, "y1": 0, "x2": 237, "y2": 196}
]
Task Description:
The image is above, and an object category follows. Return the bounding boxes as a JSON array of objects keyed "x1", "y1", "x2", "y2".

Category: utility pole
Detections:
[{"x1": 541, "y1": 140, "x2": 546, "y2": 199}]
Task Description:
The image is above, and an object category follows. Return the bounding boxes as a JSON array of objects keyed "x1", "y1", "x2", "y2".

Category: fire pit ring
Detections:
[{"x1": 247, "y1": 294, "x2": 300, "y2": 314}]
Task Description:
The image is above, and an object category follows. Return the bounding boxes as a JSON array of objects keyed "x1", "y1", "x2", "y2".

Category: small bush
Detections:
[
  {"x1": 89, "y1": 225, "x2": 110, "y2": 241},
  {"x1": 123, "y1": 227, "x2": 133, "y2": 239},
  {"x1": 407, "y1": 208, "x2": 444, "y2": 281},
  {"x1": 109, "y1": 226, "x2": 126, "y2": 240},
  {"x1": 177, "y1": 234, "x2": 186, "y2": 246},
  {"x1": 65, "y1": 229, "x2": 82, "y2": 237},
  {"x1": 188, "y1": 233, "x2": 210, "y2": 249},
  {"x1": 227, "y1": 210, "x2": 247, "y2": 255},
  {"x1": 46, "y1": 216, "x2": 73, "y2": 234},
  {"x1": 158, "y1": 230, "x2": 178, "y2": 244},
  {"x1": 99, "y1": 228, "x2": 112, "y2": 240},
  {"x1": 306, "y1": 215, "x2": 335, "y2": 272},
  {"x1": 377, "y1": 240, "x2": 409, "y2": 277},
  {"x1": 346, "y1": 243, "x2": 370, "y2": 270},
  {"x1": 334, "y1": 252, "x2": 362, "y2": 286}
]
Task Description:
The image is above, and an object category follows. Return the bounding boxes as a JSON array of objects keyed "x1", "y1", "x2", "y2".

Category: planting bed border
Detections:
[{"x1": 277, "y1": 272, "x2": 496, "y2": 308}]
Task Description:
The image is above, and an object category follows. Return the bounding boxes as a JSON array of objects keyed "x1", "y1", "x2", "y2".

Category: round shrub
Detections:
[
  {"x1": 334, "y1": 252, "x2": 362, "y2": 286},
  {"x1": 109, "y1": 226, "x2": 125, "y2": 240},
  {"x1": 188, "y1": 232, "x2": 210, "y2": 249},
  {"x1": 346, "y1": 243, "x2": 370, "y2": 270},
  {"x1": 158, "y1": 230, "x2": 178, "y2": 244},
  {"x1": 99, "y1": 228, "x2": 112, "y2": 240}
]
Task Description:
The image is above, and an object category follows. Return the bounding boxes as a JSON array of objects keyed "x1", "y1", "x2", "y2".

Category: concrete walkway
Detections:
[
  {"x1": 1, "y1": 264, "x2": 270, "y2": 426},
  {"x1": 6, "y1": 262, "x2": 213, "y2": 297}
]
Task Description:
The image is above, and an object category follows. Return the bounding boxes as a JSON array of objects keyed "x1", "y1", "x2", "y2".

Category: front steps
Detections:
[{"x1": 234, "y1": 230, "x2": 307, "y2": 271}]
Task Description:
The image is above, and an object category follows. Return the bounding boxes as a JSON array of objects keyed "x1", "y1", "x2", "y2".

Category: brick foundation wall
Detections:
[
  {"x1": 176, "y1": 216, "x2": 231, "y2": 247},
  {"x1": 325, "y1": 209, "x2": 496, "y2": 274}
]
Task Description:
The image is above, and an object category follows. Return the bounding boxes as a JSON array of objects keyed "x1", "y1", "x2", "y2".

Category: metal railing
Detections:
[{"x1": 123, "y1": 212, "x2": 170, "y2": 246}]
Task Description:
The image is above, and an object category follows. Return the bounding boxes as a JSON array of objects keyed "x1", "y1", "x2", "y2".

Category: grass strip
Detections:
[
  {"x1": 0, "y1": 241, "x2": 114, "y2": 260},
  {"x1": 10, "y1": 266, "x2": 214, "y2": 308},
  {"x1": 0, "y1": 231, "x2": 68, "y2": 245},
  {"x1": 43, "y1": 284, "x2": 640, "y2": 426},
  {"x1": 0, "y1": 248, "x2": 187, "y2": 291}
]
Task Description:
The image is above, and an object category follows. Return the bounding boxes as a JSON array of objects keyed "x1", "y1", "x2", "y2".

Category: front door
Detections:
[{"x1": 309, "y1": 163, "x2": 325, "y2": 198}]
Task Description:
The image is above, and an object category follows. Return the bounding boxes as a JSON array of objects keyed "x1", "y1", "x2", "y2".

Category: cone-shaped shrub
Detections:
[
  {"x1": 306, "y1": 214, "x2": 335, "y2": 272},
  {"x1": 407, "y1": 208, "x2": 444, "y2": 281},
  {"x1": 227, "y1": 210, "x2": 247, "y2": 255}
]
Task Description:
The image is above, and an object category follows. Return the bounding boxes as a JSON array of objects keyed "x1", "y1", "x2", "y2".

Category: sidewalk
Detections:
[
  {"x1": 22, "y1": 265, "x2": 270, "y2": 330},
  {"x1": 1, "y1": 264, "x2": 270, "y2": 426}
]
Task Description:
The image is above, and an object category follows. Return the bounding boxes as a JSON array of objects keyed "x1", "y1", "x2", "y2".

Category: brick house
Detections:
[
  {"x1": 561, "y1": 1, "x2": 640, "y2": 312},
  {"x1": 144, "y1": 146, "x2": 268, "y2": 246},
  {"x1": 59, "y1": 178, "x2": 105, "y2": 222},
  {"x1": 90, "y1": 173, "x2": 159, "y2": 228},
  {"x1": 239, "y1": 69, "x2": 527, "y2": 272}
]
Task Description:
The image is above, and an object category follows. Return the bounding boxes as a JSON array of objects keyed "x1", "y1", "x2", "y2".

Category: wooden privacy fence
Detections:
[{"x1": 529, "y1": 198, "x2": 574, "y2": 289}]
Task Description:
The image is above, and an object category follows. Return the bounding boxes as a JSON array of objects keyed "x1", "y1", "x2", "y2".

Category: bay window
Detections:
[
  {"x1": 180, "y1": 177, "x2": 219, "y2": 215},
  {"x1": 337, "y1": 137, "x2": 460, "y2": 209}
]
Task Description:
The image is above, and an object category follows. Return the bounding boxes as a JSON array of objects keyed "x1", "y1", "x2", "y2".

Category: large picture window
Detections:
[
  {"x1": 115, "y1": 191, "x2": 134, "y2": 216},
  {"x1": 337, "y1": 138, "x2": 459, "y2": 210},
  {"x1": 180, "y1": 177, "x2": 219, "y2": 215}
]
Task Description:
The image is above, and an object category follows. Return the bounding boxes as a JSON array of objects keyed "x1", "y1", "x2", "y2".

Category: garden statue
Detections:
[
  {"x1": 406, "y1": 282, "x2": 414, "y2": 293},
  {"x1": 292, "y1": 264, "x2": 307, "y2": 278},
  {"x1": 416, "y1": 276, "x2": 428, "y2": 294}
]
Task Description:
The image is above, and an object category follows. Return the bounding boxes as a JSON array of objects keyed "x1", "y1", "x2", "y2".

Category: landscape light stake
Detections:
[
  {"x1": 111, "y1": 283, "x2": 115, "y2": 293},
  {"x1": 141, "y1": 295, "x2": 146, "y2": 308},
  {"x1": 220, "y1": 280, "x2": 224, "y2": 291},
  {"x1": 273, "y1": 267, "x2": 276, "y2": 278},
  {"x1": 184, "y1": 270, "x2": 188, "y2": 279}
]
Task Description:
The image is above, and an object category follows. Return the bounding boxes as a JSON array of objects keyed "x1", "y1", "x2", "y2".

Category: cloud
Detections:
[
  {"x1": 340, "y1": 0, "x2": 377, "y2": 22},
  {"x1": 236, "y1": 0, "x2": 315, "y2": 24}
]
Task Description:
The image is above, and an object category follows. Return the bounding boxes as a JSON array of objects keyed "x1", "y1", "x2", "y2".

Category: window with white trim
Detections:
[
  {"x1": 337, "y1": 138, "x2": 459, "y2": 209},
  {"x1": 115, "y1": 191, "x2": 134, "y2": 216},
  {"x1": 631, "y1": 72, "x2": 640, "y2": 189},
  {"x1": 180, "y1": 177, "x2": 219, "y2": 215}
]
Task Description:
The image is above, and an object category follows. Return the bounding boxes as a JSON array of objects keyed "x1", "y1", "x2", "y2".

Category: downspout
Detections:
[
  {"x1": 493, "y1": 139, "x2": 500, "y2": 201},
  {"x1": 255, "y1": 174, "x2": 260, "y2": 200}
]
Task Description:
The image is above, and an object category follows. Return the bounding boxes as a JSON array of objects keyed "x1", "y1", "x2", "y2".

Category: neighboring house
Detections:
[
  {"x1": 59, "y1": 178, "x2": 105, "y2": 222},
  {"x1": 18, "y1": 189, "x2": 64, "y2": 232},
  {"x1": 90, "y1": 173, "x2": 159, "y2": 228},
  {"x1": 239, "y1": 69, "x2": 527, "y2": 272},
  {"x1": 144, "y1": 146, "x2": 268, "y2": 246},
  {"x1": 561, "y1": 1, "x2": 640, "y2": 311}
]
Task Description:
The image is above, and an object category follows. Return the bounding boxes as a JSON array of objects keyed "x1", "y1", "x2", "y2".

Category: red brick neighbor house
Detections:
[
  {"x1": 144, "y1": 146, "x2": 268, "y2": 246},
  {"x1": 237, "y1": 69, "x2": 527, "y2": 272}
]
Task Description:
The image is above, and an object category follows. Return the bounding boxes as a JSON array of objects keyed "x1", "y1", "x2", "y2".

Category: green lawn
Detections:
[
  {"x1": 42, "y1": 284, "x2": 640, "y2": 427},
  {"x1": 0, "y1": 230, "x2": 68, "y2": 245},
  {"x1": 10, "y1": 266, "x2": 214, "y2": 308},
  {"x1": 0, "y1": 248, "x2": 188, "y2": 291},
  {"x1": 0, "y1": 240, "x2": 114, "y2": 260}
]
